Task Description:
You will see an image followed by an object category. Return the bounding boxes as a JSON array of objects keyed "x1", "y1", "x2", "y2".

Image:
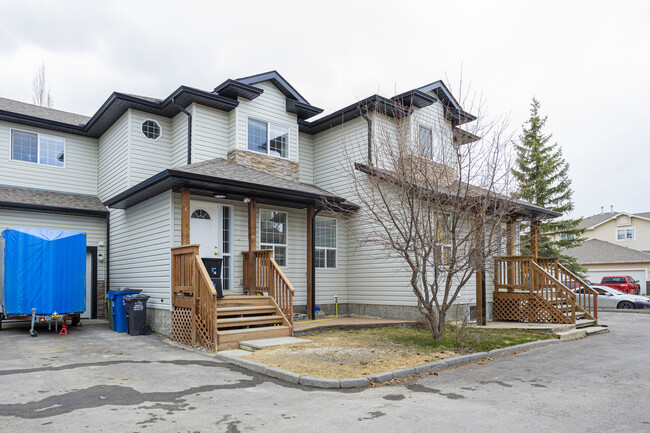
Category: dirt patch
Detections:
[{"x1": 246, "y1": 330, "x2": 457, "y2": 379}]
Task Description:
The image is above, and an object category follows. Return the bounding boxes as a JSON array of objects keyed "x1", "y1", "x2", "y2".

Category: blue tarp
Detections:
[{"x1": 1, "y1": 228, "x2": 86, "y2": 315}]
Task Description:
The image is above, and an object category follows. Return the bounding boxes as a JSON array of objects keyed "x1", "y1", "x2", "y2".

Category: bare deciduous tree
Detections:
[
  {"x1": 32, "y1": 62, "x2": 54, "y2": 108},
  {"x1": 335, "y1": 85, "x2": 521, "y2": 342}
]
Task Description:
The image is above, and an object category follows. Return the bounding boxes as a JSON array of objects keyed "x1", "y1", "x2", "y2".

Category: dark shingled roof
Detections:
[
  {"x1": 0, "y1": 97, "x2": 90, "y2": 126},
  {"x1": 0, "y1": 185, "x2": 108, "y2": 216},
  {"x1": 563, "y1": 239, "x2": 650, "y2": 264},
  {"x1": 172, "y1": 158, "x2": 343, "y2": 199},
  {"x1": 579, "y1": 211, "x2": 650, "y2": 229}
]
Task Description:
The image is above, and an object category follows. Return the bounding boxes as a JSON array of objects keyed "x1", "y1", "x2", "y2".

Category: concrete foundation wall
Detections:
[
  {"x1": 296, "y1": 302, "x2": 478, "y2": 323},
  {"x1": 147, "y1": 308, "x2": 172, "y2": 337}
]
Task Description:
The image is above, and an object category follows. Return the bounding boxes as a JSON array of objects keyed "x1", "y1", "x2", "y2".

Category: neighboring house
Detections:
[
  {"x1": 0, "y1": 70, "x2": 561, "y2": 342},
  {"x1": 578, "y1": 211, "x2": 650, "y2": 253},
  {"x1": 563, "y1": 239, "x2": 650, "y2": 295}
]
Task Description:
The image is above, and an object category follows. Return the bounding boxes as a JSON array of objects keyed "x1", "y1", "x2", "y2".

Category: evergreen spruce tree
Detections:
[{"x1": 512, "y1": 97, "x2": 586, "y2": 274}]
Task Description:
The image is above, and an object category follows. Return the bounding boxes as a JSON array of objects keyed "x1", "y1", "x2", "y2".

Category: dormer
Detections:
[{"x1": 213, "y1": 71, "x2": 323, "y2": 182}]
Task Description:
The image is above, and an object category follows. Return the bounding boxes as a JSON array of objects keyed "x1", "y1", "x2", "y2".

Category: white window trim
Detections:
[
  {"x1": 258, "y1": 208, "x2": 289, "y2": 267},
  {"x1": 615, "y1": 227, "x2": 635, "y2": 241},
  {"x1": 416, "y1": 122, "x2": 449, "y2": 164},
  {"x1": 10, "y1": 128, "x2": 66, "y2": 168},
  {"x1": 246, "y1": 117, "x2": 290, "y2": 160},
  {"x1": 141, "y1": 119, "x2": 162, "y2": 141},
  {"x1": 315, "y1": 216, "x2": 337, "y2": 270}
]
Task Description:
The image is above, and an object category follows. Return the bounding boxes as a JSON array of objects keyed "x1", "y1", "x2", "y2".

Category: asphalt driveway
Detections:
[{"x1": 0, "y1": 312, "x2": 648, "y2": 432}]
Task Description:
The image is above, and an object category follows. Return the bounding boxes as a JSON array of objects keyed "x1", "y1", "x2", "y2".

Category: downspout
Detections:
[
  {"x1": 172, "y1": 97, "x2": 192, "y2": 165},
  {"x1": 311, "y1": 207, "x2": 322, "y2": 320},
  {"x1": 105, "y1": 213, "x2": 110, "y2": 298},
  {"x1": 359, "y1": 108, "x2": 372, "y2": 165}
]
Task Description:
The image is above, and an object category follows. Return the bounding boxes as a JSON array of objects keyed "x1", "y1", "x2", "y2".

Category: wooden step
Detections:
[
  {"x1": 217, "y1": 305, "x2": 277, "y2": 316},
  {"x1": 217, "y1": 296, "x2": 272, "y2": 306},
  {"x1": 217, "y1": 325, "x2": 291, "y2": 344},
  {"x1": 217, "y1": 315, "x2": 284, "y2": 328}
]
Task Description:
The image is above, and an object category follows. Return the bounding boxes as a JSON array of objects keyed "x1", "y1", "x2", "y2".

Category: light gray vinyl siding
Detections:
[
  {"x1": 298, "y1": 132, "x2": 314, "y2": 184},
  {"x1": 109, "y1": 191, "x2": 173, "y2": 310},
  {"x1": 191, "y1": 103, "x2": 229, "y2": 162},
  {"x1": 97, "y1": 112, "x2": 129, "y2": 201},
  {"x1": 0, "y1": 209, "x2": 106, "y2": 281},
  {"x1": 235, "y1": 81, "x2": 299, "y2": 162},
  {"x1": 0, "y1": 120, "x2": 98, "y2": 195},
  {"x1": 171, "y1": 111, "x2": 188, "y2": 168},
  {"x1": 129, "y1": 110, "x2": 171, "y2": 186}
]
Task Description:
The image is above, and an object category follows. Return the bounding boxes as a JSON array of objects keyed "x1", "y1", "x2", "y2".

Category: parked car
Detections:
[
  {"x1": 599, "y1": 276, "x2": 641, "y2": 295},
  {"x1": 583, "y1": 278, "x2": 595, "y2": 286},
  {"x1": 589, "y1": 285, "x2": 650, "y2": 309}
]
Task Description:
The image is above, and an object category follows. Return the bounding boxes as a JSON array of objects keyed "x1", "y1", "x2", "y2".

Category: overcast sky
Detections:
[{"x1": 0, "y1": 0, "x2": 647, "y2": 218}]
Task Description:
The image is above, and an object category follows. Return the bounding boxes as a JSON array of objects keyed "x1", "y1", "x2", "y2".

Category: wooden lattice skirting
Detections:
[
  {"x1": 493, "y1": 292, "x2": 572, "y2": 324},
  {"x1": 171, "y1": 307, "x2": 193, "y2": 346}
]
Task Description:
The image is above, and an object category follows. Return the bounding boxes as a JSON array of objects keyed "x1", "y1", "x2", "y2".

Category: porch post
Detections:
[
  {"x1": 306, "y1": 205, "x2": 315, "y2": 320},
  {"x1": 181, "y1": 187, "x2": 191, "y2": 245},
  {"x1": 506, "y1": 217, "x2": 515, "y2": 287},
  {"x1": 530, "y1": 218, "x2": 539, "y2": 260},
  {"x1": 247, "y1": 197, "x2": 257, "y2": 295}
]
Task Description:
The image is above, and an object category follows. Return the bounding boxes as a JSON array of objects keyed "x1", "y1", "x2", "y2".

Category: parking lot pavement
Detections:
[{"x1": 1, "y1": 312, "x2": 649, "y2": 432}]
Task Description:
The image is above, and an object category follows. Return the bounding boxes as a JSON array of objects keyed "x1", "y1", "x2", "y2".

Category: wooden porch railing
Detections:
[
  {"x1": 494, "y1": 256, "x2": 597, "y2": 325},
  {"x1": 242, "y1": 249, "x2": 295, "y2": 325},
  {"x1": 171, "y1": 245, "x2": 218, "y2": 351}
]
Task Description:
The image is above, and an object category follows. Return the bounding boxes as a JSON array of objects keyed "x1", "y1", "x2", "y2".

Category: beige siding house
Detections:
[{"x1": 0, "y1": 71, "x2": 559, "y2": 342}]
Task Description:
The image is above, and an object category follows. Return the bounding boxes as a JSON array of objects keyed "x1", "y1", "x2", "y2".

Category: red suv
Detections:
[{"x1": 600, "y1": 276, "x2": 641, "y2": 295}]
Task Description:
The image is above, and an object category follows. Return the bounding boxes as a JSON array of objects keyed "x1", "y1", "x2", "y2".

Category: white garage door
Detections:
[{"x1": 587, "y1": 270, "x2": 646, "y2": 294}]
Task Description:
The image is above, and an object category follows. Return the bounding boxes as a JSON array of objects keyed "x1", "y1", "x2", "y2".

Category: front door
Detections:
[{"x1": 189, "y1": 201, "x2": 234, "y2": 291}]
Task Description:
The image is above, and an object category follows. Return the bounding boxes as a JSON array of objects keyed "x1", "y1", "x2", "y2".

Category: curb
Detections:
[{"x1": 213, "y1": 338, "x2": 562, "y2": 389}]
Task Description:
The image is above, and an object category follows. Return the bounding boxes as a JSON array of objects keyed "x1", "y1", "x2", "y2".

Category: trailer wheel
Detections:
[{"x1": 29, "y1": 329, "x2": 38, "y2": 337}]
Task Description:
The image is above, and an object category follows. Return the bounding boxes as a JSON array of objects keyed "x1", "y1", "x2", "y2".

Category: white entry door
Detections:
[
  {"x1": 190, "y1": 201, "x2": 221, "y2": 259},
  {"x1": 189, "y1": 201, "x2": 234, "y2": 291}
]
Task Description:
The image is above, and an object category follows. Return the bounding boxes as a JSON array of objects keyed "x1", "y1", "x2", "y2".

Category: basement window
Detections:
[{"x1": 141, "y1": 119, "x2": 161, "y2": 140}]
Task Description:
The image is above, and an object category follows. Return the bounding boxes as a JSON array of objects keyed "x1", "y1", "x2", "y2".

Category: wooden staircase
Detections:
[
  {"x1": 216, "y1": 295, "x2": 292, "y2": 350},
  {"x1": 170, "y1": 245, "x2": 294, "y2": 352},
  {"x1": 494, "y1": 256, "x2": 599, "y2": 327}
]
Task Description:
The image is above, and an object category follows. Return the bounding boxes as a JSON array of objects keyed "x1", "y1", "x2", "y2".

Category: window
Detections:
[
  {"x1": 247, "y1": 118, "x2": 288, "y2": 158},
  {"x1": 11, "y1": 129, "x2": 64, "y2": 167},
  {"x1": 141, "y1": 119, "x2": 161, "y2": 140},
  {"x1": 222, "y1": 206, "x2": 232, "y2": 291},
  {"x1": 418, "y1": 126, "x2": 433, "y2": 159},
  {"x1": 315, "y1": 217, "x2": 337, "y2": 268},
  {"x1": 616, "y1": 228, "x2": 634, "y2": 241},
  {"x1": 191, "y1": 209, "x2": 211, "y2": 219},
  {"x1": 559, "y1": 233, "x2": 575, "y2": 241},
  {"x1": 259, "y1": 210, "x2": 287, "y2": 266},
  {"x1": 435, "y1": 214, "x2": 452, "y2": 266}
]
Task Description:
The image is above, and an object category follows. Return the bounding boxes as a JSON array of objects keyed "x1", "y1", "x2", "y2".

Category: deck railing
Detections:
[
  {"x1": 171, "y1": 245, "x2": 218, "y2": 351},
  {"x1": 494, "y1": 255, "x2": 597, "y2": 325},
  {"x1": 243, "y1": 249, "x2": 295, "y2": 324}
]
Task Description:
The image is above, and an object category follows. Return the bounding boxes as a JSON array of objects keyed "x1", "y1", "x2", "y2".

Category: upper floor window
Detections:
[
  {"x1": 616, "y1": 227, "x2": 635, "y2": 241},
  {"x1": 11, "y1": 129, "x2": 64, "y2": 167},
  {"x1": 259, "y1": 210, "x2": 287, "y2": 266},
  {"x1": 141, "y1": 119, "x2": 161, "y2": 140},
  {"x1": 248, "y1": 118, "x2": 288, "y2": 158},
  {"x1": 418, "y1": 126, "x2": 433, "y2": 159},
  {"x1": 315, "y1": 217, "x2": 337, "y2": 269},
  {"x1": 559, "y1": 233, "x2": 575, "y2": 241}
]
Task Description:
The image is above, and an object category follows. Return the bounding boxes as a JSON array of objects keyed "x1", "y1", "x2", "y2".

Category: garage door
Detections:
[{"x1": 587, "y1": 270, "x2": 646, "y2": 295}]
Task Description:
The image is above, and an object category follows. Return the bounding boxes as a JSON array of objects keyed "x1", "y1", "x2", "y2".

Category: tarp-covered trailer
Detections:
[{"x1": 0, "y1": 228, "x2": 86, "y2": 336}]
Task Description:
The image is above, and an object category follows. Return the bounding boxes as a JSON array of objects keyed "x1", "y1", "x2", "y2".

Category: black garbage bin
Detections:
[
  {"x1": 123, "y1": 294, "x2": 151, "y2": 336},
  {"x1": 202, "y1": 258, "x2": 224, "y2": 298}
]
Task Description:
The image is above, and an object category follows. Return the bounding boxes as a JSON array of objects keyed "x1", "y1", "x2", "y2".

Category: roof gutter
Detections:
[{"x1": 171, "y1": 96, "x2": 192, "y2": 165}]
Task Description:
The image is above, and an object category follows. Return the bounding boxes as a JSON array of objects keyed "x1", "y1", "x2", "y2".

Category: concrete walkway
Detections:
[{"x1": 294, "y1": 316, "x2": 417, "y2": 333}]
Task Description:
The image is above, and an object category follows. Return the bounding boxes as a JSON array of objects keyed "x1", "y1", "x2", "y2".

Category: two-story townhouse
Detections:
[
  {"x1": 562, "y1": 211, "x2": 650, "y2": 293},
  {"x1": 1, "y1": 71, "x2": 568, "y2": 347}
]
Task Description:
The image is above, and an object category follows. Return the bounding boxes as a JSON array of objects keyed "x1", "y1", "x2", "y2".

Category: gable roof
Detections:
[
  {"x1": 236, "y1": 70, "x2": 310, "y2": 104},
  {"x1": 563, "y1": 239, "x2": 650, "y2": 264},
  {"x1": 0, "y1": 185, "x2": 108, "y2": 217},
  {"x1": 579, "y1": 211, "x2": 650, "y2": 229}
]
